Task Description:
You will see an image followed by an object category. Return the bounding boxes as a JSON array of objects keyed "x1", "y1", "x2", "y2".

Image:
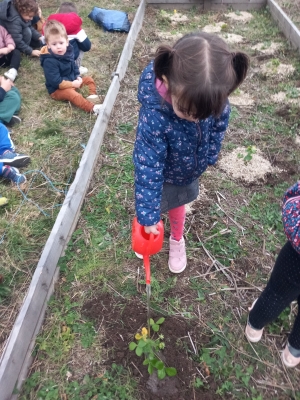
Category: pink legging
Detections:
[{"x1": 168, "y1": 205, "x2": 185, "y2": 241}]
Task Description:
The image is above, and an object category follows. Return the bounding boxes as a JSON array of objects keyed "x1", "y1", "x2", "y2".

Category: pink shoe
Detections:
[
  {"x1": 282, "y1": 343, "x2": 300, "y2": 368},
  {"x1": 245, "y1": 299, "x2": 264, "y2": 343},
  {"x1": 168, "y1": 237, "x2": 187, "y2": 273}
]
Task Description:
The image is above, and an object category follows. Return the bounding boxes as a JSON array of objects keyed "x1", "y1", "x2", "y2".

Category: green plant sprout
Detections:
[
  {"x1": 237, "y1": 145, "x2": 256, "y2": 164},
  {"x1": 129, "y1": 319, "x2": 177, "y2": 379}
]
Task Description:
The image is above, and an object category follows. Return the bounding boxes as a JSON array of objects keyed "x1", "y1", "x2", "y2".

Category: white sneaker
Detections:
[
  {"x1": 93, "y1": 104, "x2": 103, "y2": 115},
  {"x1": 79, "y1": 66, "x2": 88, "y2": 75},
  {"x1": 86, "y1": 94, "x2": 101, "y2": 104},
  {"x1": 4, "y1": 68, "x2": 18, "y2": 82}
]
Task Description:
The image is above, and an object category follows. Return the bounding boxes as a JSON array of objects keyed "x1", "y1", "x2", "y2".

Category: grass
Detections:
[
  {"x1": 7, "y1": 2, "x2": 300, "y2": 400},
  {"x1": 0, "y1": 0, "x2": 138, "y2": 353}
]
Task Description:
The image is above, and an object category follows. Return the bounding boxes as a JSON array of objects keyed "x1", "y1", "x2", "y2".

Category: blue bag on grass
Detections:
[{"x1": 88, "y1": 7, "x2": 130, "y2": 33}]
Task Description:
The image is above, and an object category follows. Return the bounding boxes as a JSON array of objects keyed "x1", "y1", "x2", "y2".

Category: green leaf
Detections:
[
  {"x1": 156, "y1": 317, "x2": 165, "y2": 325},
  {"x1": 129, "y1": 342, "x2": 137, "y2": 350},
  {"x1": 137, "y1": 339, "x2": 147, "y2": 348},
  {"x1": 149, "y1": 318, "x2": 155, "y2": 325},
  {"x1": 135, "y1": 347, "x2": 143, "y2": 356},
  {"x1": 166, "y1": 367, "x2": 177, "y2": 377},
  {"x1": 148, "y1": 364, "x2": 154, "y2": 374},
  {"x1": 143, "y1": 359, "x2": 149, "y2": 365},
  {"x1": 155, "y1": 361, "x2": 164, "y2": 370},
  {"x1": 157, "y1": 368, "x2": 166, "y2": 379},
  {"x1": 152, "y1": 324, "x2": 159, "y2": 332}
]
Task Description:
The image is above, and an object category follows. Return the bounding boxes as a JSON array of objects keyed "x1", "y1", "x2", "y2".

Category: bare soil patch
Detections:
[{"x1": 82, "y1": 292, "x2": 216, "y2": 400}]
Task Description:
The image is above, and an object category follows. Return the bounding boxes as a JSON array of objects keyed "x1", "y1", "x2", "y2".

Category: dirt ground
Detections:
[{"x1": 82, "y1": 293, "x2": 215, "y2": 400}]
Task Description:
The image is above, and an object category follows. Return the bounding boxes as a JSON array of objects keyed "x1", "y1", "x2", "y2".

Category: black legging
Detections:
[
  {"x1": 0, "y1": 49, "x2": 21, "y2": 70},
  {"x1": 249, "y1": 241, "x2": 300, "y2": 351}
]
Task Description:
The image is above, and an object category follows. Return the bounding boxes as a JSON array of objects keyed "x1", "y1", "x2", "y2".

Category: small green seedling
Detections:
[
  {"x1": 129, "y1": 319, "x2": 177, "y2": 379},
  {"x1": 237, "y1": 145, "x2": 256, "y2": 164}
]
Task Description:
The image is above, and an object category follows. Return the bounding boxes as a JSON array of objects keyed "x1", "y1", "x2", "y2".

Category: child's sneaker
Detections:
[
  {"x1": 0, "y1": 150, "x2": 30, "y2": 168},
  {"x1": 4, "y1": 68, "x2": 18, "y2": 82},
  {"x1": 6, "y1": 115, "x2": 21, "y2": 127},
  {"x1": 87, "y1": 95, "x2": 102, "y2": 104},
  {"x1": 2, "y1": 165, "x2": 26, "y2": 184},
  {"x1": 79, "y1": 66, "x2": 88, "y2": 75},
  {"x1": 245, "y1": 299, "x2": 264, "y2": 342},
  {"x1": 0, "y1": 196, "x2": 8, "y2": 206},
  {"x1": 168, "y1": 237, "x2": 187, "y2": 273},
  {"x1": 93, "y1": 104, "x2": 103, "y2": 115},
  {"x1": 282, "y1": 343, "x2": 300, "y2": 368}
]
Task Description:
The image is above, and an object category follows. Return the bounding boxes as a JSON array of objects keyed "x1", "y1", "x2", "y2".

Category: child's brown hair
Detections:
[
  {"x1": 58, "y1": 2, "x2": 77, "y2": 13},
  {"x1": 154, "y1": 31, "x2": 249, "y2": 120},
  {"x1": 13, "y1": 0, "x2": 38, "y2": 16},
  {"x1": 44, "y1": 20, "x2": 68, "y2": 43}
]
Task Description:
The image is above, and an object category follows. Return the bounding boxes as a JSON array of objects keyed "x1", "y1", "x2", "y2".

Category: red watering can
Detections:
[{"x1": 132, "y1": 217, "x2": 164, "y2": 285}]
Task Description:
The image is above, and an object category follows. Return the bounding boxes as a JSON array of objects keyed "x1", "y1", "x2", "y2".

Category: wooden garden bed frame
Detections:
[{"x1": 0, "y1": 0, "x2": 298, "y2": 398}]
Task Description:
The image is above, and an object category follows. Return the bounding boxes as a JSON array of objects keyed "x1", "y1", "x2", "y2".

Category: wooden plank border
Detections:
[
  {"x1": 267, "y1": 0, "x2": 300, "y2": 53},
  {"x1": 148, "y1": 0, "x2": 266, "y2": 10},
  {"x1": 0, "y1": 0, "x2": 146, "y2": 398}
]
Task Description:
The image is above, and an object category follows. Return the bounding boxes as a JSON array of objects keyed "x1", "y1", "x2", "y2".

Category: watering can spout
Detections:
[{"x1": 131, "y1": 217, "x2": 164, "y2": 285}]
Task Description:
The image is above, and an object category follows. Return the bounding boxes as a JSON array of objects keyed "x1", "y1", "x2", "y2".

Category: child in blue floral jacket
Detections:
[
  {"x1": 245, "y1": 181, "x2": 300, "y2": 368},
  {"x1": 133, "y1": 31, "x2": 249, "y2": 274}
]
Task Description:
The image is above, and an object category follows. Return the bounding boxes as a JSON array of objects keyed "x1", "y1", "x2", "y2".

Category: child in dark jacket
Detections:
[
  {"x1": 46, "y1": 2, "x2": 91, "y2": 75},
  {"x1": 245, "y1": 181, "x2": 300, "y2": 368},
  {"x1": 133, "y1": 32, "x2": 249, "y2": 273},
  {"x1": 0, "y1": 0, "x2": 42, "y2": 76},
  {"x1": 40, "y1": 20, "x2": 101, "y2": 114},
  {"x1": 0, "y1": 26, "x2": 21, "y2": 82}
]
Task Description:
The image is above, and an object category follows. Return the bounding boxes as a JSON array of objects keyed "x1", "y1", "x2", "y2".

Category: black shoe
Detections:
[{"x1": 6, "y1": 115, "x2": 22, "y2": 127}]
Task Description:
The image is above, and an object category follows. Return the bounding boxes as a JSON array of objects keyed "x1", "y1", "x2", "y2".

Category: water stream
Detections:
[{"x1": 146, "y1": 283, "x2": 151, "y2": 334}]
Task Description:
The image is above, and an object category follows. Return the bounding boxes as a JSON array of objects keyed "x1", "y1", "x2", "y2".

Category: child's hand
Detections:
[
  {"x1": 1, "y1": 77, "x2": 14, "y2": 92},
  {"x1": 0, "y1": 47, "x2": 10, "y2": 55},
  {"x1": 144, "y1": 225, "x2": 160, "y2": 235},
  {"x1": 31, "y1": 49, "x2": 40, "y2": 57},
  {"x1": 72, "y1": 79, "x2": 81, "y2": 88},
  {"x1": 77, "y1": 76, "x2": 83, "y2": 85}
]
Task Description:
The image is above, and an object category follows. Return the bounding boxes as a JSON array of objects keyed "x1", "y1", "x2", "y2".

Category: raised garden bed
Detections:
[{"x1": 15, "y1": 3, "x2": 300, "y2": 400}]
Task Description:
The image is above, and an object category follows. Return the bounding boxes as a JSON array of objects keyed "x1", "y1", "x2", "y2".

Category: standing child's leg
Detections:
[
  {"x1": 168, "y1": 205, "x2": 186, "y2": 273},
  {"x1": 245, "y1": 241, "x2": 300, "y2": 366}
]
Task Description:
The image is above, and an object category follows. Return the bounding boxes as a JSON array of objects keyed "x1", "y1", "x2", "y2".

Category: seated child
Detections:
[
  {"x1": 0, "y1": 26, "x2": 21, "y2": 82},
  {"x1": 0, "y1": 122, "x2": 30, "y2": 184},
  {"x1": 0, "y1": 0, "x2": 42, "y2": 64},
  {"x1": 46, "y1": 2, "x2": 91, "y2": 75},
  {"x1": 0, "y1": 75, "x2": 21, "y2": 126},
  {"x1": 245, "y1": 181, "x2": 300, "y2": 368},
  {"x1": 40, "y1": 20, "x2": 102, "y2": 115}
]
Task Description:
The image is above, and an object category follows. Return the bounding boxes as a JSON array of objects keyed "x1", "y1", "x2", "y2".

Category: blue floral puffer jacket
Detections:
[
  {"x1": 133, "y1": 61, "x2": 231, "y2": 226},
  {"x1": 282, "y1": 181, "x2": 300, "y2": 254}
]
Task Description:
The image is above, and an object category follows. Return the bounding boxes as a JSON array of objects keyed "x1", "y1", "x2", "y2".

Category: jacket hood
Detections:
[
  {"x1": 0, "y1": 0, "x2": 20, "y2": 22},
  {"x1": 46, "y1": 13, "x2": 82, "y2": 35},
  {"x1": 40, "y1": 43, "x2": 74, "y2": 66},
  {"x1": 137, "y1": 61, "x2": 174, "y2": 118}
]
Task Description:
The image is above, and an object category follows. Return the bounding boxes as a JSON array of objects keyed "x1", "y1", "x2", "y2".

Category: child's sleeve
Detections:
[
  {"x1": 43, "y1": 59, "x2": 67, "y2": 90},
  {"x1": 133, "y1": 109, "x2": 168, "y2": 226},
  {"x1": 30, "y1": 26, "x2": 41, "y2": 41},
  {"x1": 75, "y1": 29, "x2": 91, "y2": 52},
  {"x1": 207, "y1": 101, "x2": 230, "y2": 165},
  {"x1": 2, "y1": 27, "x2": 15, "y2": 48},
  {"x1": 7, "y1": 23, "x2": 33, "y2": 55}
]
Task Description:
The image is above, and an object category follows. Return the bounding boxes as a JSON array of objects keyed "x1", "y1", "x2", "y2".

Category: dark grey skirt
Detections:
[{"x1": 161, "y1": 179, "x2": 199, "y2": 213}]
